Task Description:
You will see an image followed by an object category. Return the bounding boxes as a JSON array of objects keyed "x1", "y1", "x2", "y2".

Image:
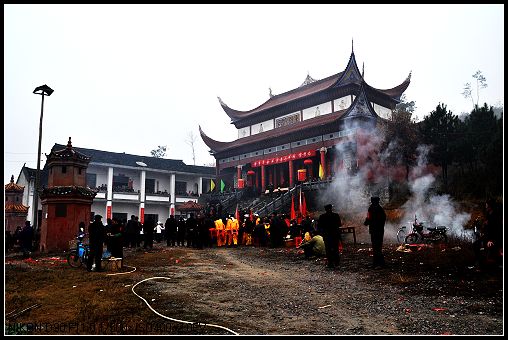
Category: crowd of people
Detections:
[
  {"x1": 6, "y1": 197, "x2": 502, "y2": 273},
  {"x1": 5, "y1": 221, "x2": 37, "y2": 258}
]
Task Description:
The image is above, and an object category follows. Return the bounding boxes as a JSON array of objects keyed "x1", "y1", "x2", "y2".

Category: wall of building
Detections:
[
  {"x1": 89, "y1": 165, "x2": 109, "y2": 188},
  {"x1": 372, "y1": 102, "x2": 392, "y2": 119},
  {"x1": 302, "y1": 101, "x2": 332, "y2": 120},
  {"x1": 17, "y1": 175, "x2": 34, "y2": 223},
  {"x1": 236, "y1": 95, "x2": 360, "y2": 141},
  {"x1": 40, "y1": 200, "x2": 92, "y2": 253}
]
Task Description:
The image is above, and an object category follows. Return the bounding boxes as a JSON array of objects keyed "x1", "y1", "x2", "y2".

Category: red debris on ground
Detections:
[{"x1": 431, "y1": 307, "x2": 448, "y2": 312}]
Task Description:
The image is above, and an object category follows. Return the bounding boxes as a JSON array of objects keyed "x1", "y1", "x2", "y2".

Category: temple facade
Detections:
[{"x1": 200, "y1": 49, "x2": 410, "y2": 193}]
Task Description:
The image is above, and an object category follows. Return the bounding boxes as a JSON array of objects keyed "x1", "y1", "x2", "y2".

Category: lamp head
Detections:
[{"x1": 33, "y1": 84, "x2": 54, "y2": 96}]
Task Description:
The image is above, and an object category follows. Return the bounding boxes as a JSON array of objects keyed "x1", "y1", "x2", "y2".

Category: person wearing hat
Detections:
[
  {"x1": 87, "y1": 215, "x2": 105, "y2": 272},
  {"x1": 317, "y1": 204, "x2": 342, "y2": 269},
  {"x1": 363, "y1": 196, "x2": 387, "y2": 269}
]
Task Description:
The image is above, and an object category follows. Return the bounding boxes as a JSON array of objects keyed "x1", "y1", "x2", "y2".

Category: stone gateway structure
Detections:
[
  {"x1": 5, "y1": 175, "x2": 29, "y2": 233},
  {"x1": 39, "y1": 137, "x2": 97, "y2": 252}
]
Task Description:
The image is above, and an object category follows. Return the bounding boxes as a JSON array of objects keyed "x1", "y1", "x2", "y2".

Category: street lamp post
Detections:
[{"x1": 32, "y1": 84, "x2": 54, "y2": 230}]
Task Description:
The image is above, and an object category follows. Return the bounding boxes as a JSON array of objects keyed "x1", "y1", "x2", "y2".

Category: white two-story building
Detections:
[{"x1": 17, "y1": 142, "x2": 215, "y2": 225}]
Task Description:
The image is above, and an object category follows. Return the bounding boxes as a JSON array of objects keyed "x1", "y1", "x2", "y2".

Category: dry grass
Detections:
[{"x1": 5, "y1": 239, "x2": 503, "y2": 335}]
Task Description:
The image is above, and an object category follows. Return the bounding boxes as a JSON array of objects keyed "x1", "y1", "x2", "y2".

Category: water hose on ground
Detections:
[{"x1": 131, "y1": 277, "x2": 239, "y2": 335}]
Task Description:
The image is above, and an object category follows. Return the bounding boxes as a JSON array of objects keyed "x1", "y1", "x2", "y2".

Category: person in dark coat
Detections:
[
  {"x1": 317, "y1": 204, "x2": 342, "y2": 268},
  {"x1": 177, "y1": 216, "x2": 186, "y2": 246},
  {"x1": 484, "y1": 198, "x2": 502, "y2": 267},
  {"x1": 107, "y1": 217, "x2": 124, "y2": 259},
  {"x1": 143, "y1": 218, "x2": 155, "y2": 249},
  {"x1": 125, "y1": 215, "x2": 138, "y2": 248},
  {"x1": 14, "y1": 226, "x2": 22, "y2": 249},
  {"x1": 202, "y1": 214, "x2": 214, "y2": 248},
  {"x1": 363, "y1": 196, "x2": 387, "y2": 269},
  {"x1": 302, "y1": 215, "x2": 314, "y2": 237},
  {"x1": 269, "y1": 212, "x2": 285, "y2": 248},
  {"x1": 135, "y1": 216, "x2": 143, "y2": 247},
  {"x1": 166, "y1": 215, "x2": 178, "y2": 247},
  {"x1": 104, "y1": 218, "x2": 114, "y2": 254},
  {"x1": 20, "y1": 221, "x2": 33, "y2": 258},
  {"x1": 186, "y1": 213, "x2": 198, "y2": 248},
  {"x1": 87, "y1": 215, "x2": 105, "y2": 272}
]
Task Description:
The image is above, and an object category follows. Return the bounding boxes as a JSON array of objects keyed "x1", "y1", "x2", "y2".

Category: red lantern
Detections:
[
  {"x1": 238, "y1": 178, "x2": 245, "y2": 188},
  {"x1": 303, "y1": 159, "x2": 313, "y2": 165},
  {"x1": 247, "y1": 170, "x2": 255, "y2": 176},
  {"x1": 297, "y1": 169, "x2": 307, "y2": 181}
]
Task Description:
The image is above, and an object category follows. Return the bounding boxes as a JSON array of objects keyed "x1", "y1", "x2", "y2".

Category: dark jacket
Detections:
[
  {"x1": 88, "y1": 220, "x2": 105, "y2": 245},
  {"x1": 165, "y1": 216, "x2": 178, "y2": 234},
  {"x1": 317, "y1": 211, "x2": 342, "y2": 240},
  {"x1": 485, "y1": 206, "x2": 502, "y2": 245},
  {"x1": 364, "y1": 203, "x2": 386, "y2": 234},
  {"x1": 125, "y1": 218, "x2": 138, "y2": 235}
]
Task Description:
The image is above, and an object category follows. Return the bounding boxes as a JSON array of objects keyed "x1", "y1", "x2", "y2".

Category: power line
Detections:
[{"x1": 4, "y1": 152, "x2": 40, "y2": 154}]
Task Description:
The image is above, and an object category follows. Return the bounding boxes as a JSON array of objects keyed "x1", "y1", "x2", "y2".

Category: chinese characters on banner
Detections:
[{"x1": 251, "y1": 150, "x2": 315, "y2": 167}]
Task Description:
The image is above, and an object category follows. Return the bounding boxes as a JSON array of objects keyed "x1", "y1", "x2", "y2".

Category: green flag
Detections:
[
  {"x1": 220, "y1": 179, "x2": 226, "y2": 193},
  {"x1": 210, "y1": 179, "x2": 216, "y2": 191}
]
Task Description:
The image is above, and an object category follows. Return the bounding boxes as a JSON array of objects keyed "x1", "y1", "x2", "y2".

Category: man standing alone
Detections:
[
  {"x1": 363, "y1": 196, "x2": 386, "y2": 269},
  {"x1": 317, "y1": 204, "x2": 342, "y2": 269}
]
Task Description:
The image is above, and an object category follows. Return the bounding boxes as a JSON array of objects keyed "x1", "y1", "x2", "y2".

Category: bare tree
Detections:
[
  {"x1": 185, "y1": 131, "x2": 197, "y2": 165},
  {"x1": 150, "y1": 145, "x2": 167, "y2": 158},
  {"x1": 462, "y1": 70, "x2": 488, "y2": 110}
]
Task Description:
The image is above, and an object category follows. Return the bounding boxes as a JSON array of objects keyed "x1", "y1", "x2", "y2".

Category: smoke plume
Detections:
[{"x1": 321, "y1": 121, "x2": 471, "y2": 243}]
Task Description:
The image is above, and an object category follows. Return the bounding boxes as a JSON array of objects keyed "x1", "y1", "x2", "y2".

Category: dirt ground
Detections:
[{"x1": 4, "y1": 233, "x2": 503, "y2": 336}]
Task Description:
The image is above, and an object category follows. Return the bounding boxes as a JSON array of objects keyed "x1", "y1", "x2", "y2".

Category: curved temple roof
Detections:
[
  {"x1": 5, "y1": 175, "x2": 25, "y2": 192},
  {"x1": 218, "y1": 71, "x2": 342, "y2": 122},
  {"x1": 218, "y1": 51, "x2": 410, "y2": 122},
  {"x1": 201, "y1": 82, "x2": 380, "y2": 155}
]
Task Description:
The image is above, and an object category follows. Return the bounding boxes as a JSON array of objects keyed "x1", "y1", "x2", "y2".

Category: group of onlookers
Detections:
[{"x1": 5, "y1": 221, "x2": 37, "y2": 258}]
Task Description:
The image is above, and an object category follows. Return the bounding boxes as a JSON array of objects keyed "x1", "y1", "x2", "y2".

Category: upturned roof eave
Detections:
[{"x1": 218, "y1": 72, "x2": 342, "y2": 123}]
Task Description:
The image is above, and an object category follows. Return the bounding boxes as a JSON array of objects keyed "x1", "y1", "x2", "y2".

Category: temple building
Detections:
[
  {"x1": 200, "y1": 48, "x2": 410, "y2": 193},
  {"x1": 5, "y1": 175, "x2": 29, "y2": 233}
]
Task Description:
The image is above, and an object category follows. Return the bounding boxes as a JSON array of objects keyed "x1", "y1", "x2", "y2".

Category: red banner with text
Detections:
[{"x1": 251, "y1": 150, "x2": 315, "y2": 167}]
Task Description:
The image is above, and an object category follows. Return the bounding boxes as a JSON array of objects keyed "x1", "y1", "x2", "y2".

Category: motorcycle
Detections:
[{"x1": 404, "y1": 215, "x2": 448, "y2": 244}]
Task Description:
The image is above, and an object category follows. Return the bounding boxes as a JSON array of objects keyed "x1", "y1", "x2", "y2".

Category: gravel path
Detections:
[{"x1": 131, "y1": 244, "x2": 503, "y2": 335}]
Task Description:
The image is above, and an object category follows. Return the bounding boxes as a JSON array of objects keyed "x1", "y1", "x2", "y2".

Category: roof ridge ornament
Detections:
[
  {"x1": 10, "y1": 175, "x2": 14, "y2": 183},
  {"x1": 300, "y1": 73, "x2": 317, "y2": 87},
  {"x1": 269, "y1": 87, "x2": 274, "y2": 98},
  {"x1": 352, "y1": 38, "x2": 354, "y2": 53},
  {"x1": 406, "y1": 71, "x2": 412, "y2": 81},
  {"x1": 217, "y1": 96, "x2": 227, "y2": 107},
  {"x1": 66, "y1": 137, "x2": 72, "y2": 149}
]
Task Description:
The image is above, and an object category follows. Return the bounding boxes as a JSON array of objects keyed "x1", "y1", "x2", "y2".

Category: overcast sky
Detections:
[{"x1": 4, "y1": 4, "x2": 504, "y2": 185}]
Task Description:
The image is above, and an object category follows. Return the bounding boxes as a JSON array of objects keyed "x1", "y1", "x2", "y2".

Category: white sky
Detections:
[{"x1": 4, "y1": 4, "x2": 504, "y2": 185}]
